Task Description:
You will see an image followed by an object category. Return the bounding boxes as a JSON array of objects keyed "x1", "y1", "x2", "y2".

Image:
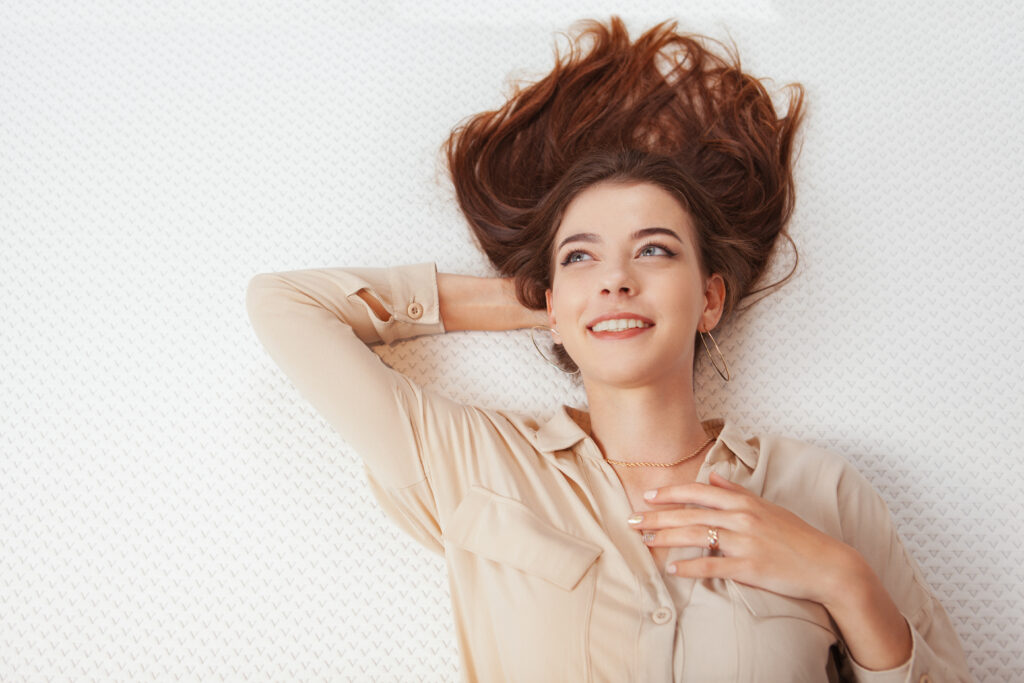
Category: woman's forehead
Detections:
[{"x1": 556, "y1": 183, "x2": 693, "y2": 238}]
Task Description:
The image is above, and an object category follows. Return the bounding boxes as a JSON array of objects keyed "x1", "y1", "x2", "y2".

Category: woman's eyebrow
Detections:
[{"x1": 556, "y1": 226, "x2": 683, "y2": 252}]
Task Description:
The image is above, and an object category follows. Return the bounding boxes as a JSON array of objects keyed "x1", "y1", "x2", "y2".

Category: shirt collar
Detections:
[{"x1": 531, "y1": 403, "x2": 759, "y2": 470}]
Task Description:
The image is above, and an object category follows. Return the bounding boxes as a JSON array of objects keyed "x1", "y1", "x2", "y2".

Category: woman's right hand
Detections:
[{"x1": 501, "y1": 277, "x2": 552, "y2": 330}]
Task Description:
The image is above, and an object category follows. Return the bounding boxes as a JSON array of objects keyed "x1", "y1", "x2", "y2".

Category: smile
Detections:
[
  {"x1": 590, "y1": 318, "x2": 654, "y2": 332},
  {"x1": 587, "y1": 323, "x2": 655, "y2": 339}
]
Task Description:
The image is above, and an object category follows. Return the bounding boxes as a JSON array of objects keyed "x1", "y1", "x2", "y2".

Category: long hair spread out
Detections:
[{"x1": 441, "y1": 15, "x2": 807, "y2": 376}]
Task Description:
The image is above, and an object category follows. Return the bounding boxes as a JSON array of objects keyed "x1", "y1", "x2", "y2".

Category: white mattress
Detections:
[{"x1": 1, "y1": 1, "x2": 1019, "y2": 680}]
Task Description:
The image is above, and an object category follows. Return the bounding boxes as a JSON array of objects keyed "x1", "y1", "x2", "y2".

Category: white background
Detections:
[{"x1": 1, "y1": 1, "x2": 1020, "y2": 680}]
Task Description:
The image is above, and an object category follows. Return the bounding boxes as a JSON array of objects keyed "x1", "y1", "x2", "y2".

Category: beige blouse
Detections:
[{"x1": 245, "y1": 261, "x2": 974, "y2": 683}]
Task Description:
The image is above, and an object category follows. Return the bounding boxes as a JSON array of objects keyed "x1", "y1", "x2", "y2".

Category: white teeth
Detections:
[{"x1": 591, "y1": 318, "x2": 653, "y2": 332}]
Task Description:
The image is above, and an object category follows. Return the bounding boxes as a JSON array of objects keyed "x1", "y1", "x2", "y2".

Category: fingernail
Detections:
[
  {"x1": 627, "y1": 513, "x2": 644, "y2": 524},
  {"x1": 643, "y1": 489, "x2": 657, "y2": 501},
  {"x1": 641, "y1": 531, "x2": 656, "y2": 544},
  {"x1": 667, "y1": 564, "x2": 677, "y2": 574}
]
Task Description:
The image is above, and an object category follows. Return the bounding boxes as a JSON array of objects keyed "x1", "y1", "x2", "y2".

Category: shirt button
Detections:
[
  {"x1": 651, "y1": 606, "x2": 674, "y2": 624},
  {"x1": 406, "y1": 301, "x2": 423, "y2": 319}
]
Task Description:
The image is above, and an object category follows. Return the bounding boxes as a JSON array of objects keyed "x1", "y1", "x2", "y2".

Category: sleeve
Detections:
[
  {"x1": 244, "y1": 261, "x2": 483, "y2": 557},
  {"x1": 831, "y1": 462, "x2": 975, "y2": 683}
]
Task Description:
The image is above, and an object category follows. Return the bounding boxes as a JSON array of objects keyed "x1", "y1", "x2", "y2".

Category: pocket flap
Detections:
[
  {"x1": 445, "y1": 485, "x2": 604, "y2": 591},
  {"x1": 727, "y1": 578, "x2": 839, "y2": 636}
]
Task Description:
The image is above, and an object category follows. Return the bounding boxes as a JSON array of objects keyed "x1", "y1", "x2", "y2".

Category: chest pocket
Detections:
[
  {"x1": 444, "y1": 485, "x2": 605, "y2": 681},
  {"x1": 727, "y1": 579, "x2": 843, "y2": 682},
  {"x1": 444, "y1": 484, "x2": 603, "y2": 590}
]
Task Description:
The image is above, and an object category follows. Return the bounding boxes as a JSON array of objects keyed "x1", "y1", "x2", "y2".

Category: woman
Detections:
[{"x1": 246, "y1": 16, "x2": 973, "y2": 682}]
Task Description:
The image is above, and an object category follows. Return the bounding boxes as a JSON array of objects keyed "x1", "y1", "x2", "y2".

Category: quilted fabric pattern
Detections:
[{"x1": 1, "y1": 1, "x2": 1019, "y2": 680}]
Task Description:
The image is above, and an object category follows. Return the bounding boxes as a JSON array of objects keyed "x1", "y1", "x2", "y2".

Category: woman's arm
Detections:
[
  {"x1": 824, "y1": 463, "x2": 976, "y2": 682},
  {"x1": 437, "y1": 273, "x2": 548, "y2": 332},
  {"x1": 246, "y1": 262, "x2": 540, "y2": 556},
  {"x1": 357, "y1": 272, "x2": 546, "y2": 332},
  {"x1": 821, "y1": 548, "x2": 914, "y2": 671}
]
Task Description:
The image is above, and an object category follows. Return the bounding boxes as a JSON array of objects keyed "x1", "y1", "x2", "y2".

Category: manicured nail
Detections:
[
  {"x1": 643, "y1": 489, "x2": 657, "y2": 500},
  {"x1": 627, "y1": 513, "x2": 644, "y2": 524},
  {"x1": 667, "y1": 564, "x2": 677, "y2": 574},
  {"x1": 641, "y1": 531, "x2": 656, "y2": 544}
]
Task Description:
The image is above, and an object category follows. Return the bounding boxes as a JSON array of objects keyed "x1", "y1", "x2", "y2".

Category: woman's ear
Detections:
[
  {"x1": 545, "y1": 288, "x2": 561, "y2": 344},
  {"x1": 701, "y1": 273, "x2": 726, "y2": 331}
]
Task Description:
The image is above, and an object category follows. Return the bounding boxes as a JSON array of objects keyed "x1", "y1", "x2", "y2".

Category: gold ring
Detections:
[{"x1": 707, "y1": 527, "x2": 720, "y2": 551}]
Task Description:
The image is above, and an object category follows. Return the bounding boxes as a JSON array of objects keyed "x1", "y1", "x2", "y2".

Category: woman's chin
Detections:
[
  {"x1": 573, "y1": 352, "x2": 693, "y2": 390},
  {"x1": 580, "y1": 365, "x2": 670, "y2": 389}
]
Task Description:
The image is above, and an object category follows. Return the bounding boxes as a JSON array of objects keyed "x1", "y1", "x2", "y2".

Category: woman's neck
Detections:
[{"x1": 585, "y1": 383, "x2": 711, "y2": 470}]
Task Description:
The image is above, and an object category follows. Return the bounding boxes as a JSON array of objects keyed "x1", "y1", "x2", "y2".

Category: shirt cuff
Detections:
[
  {"x1": 846, "y1": 613, "x2": 914, "y2": 681},
  {"x1": 342, "y1": 261, "x2": 446, "y2": 345},
  {"x1": 845, "y1": 612, "x2": 947, "y2": 683}
]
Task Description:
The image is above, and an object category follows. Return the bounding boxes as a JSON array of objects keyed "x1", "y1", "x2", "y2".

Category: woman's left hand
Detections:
[{"x1": 631, "y1": 470, "x2": 858, "y2": 605}]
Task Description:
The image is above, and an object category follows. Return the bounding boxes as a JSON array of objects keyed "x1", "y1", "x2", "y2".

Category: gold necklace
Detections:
[{"x1": 604, "y1": 434, "x2": 717, "y2": 468}]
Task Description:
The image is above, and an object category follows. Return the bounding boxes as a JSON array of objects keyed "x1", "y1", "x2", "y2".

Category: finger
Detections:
[
  {"x1": 646, "y1": 481, "x2": 744, "y2": 509},
  {"x1": 667, "y1": 555, "x2": 746, "y2": 578},
  {"x1": 641, "y1": 525, "x2": 732, "y2": 551},
  {"x1": 708, "y1": 470, "x2": 747, "y2": 492},
  {"x1": 629, "y1": 507, "x2": 733, "y2": 531}
]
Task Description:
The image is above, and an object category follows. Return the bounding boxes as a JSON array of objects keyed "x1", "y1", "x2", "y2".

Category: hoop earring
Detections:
[
  {"x1": 700, "y1": 329, "x2": 731, "y2": 382},
  {"x1": 530, "y1": 326, "x2": 581, "y2": 376}
]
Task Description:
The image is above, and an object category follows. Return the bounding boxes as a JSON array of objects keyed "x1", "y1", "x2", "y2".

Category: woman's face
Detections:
[{"x1": 545, "y1": 180, "x2": 725, "y2": 388}]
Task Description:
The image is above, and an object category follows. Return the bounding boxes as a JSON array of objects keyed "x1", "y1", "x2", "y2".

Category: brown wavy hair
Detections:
[{"x1": 441, "y1": 16, "x2": 807, "y2": 379}]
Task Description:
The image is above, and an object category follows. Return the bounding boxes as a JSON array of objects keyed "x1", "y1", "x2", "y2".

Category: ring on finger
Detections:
[{"x1": 707, "y1": 527, "x2": 719, "y2": 551}]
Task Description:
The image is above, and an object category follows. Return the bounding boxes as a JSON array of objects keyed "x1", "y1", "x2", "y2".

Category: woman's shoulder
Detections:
[
  {"x1": 755, "y1": 423, "x2": 876, "y2": 478},
  {"x1": 736, "y1": 421, "x2": 885, "y2": 534},
  {"x1": 415, "y1": 394, "x2": 576, "y2": 458},
  {"x1": 732, "y1": 420, "x2": 859, "y2": 483}
]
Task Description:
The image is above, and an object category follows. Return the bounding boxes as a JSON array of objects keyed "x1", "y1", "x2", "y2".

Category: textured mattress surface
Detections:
[{"x1": 1, "y1": 2, "x2": 1019, "y2": 680}]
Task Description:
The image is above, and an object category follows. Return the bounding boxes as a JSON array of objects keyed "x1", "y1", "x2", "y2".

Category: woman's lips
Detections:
[{"x1": 587, "y1": 324, "x2": 654, "y2": 340}]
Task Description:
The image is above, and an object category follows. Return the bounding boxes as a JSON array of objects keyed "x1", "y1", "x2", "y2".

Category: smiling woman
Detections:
[
  {"x1": 537, "y1": 164, "x2": 727, "y2": 391},
  {"x1": 247, "y1": 14, "x2": 974, "y2": 683},
  {"x1": 444, "y1": 17, "x2": 805, "y2": 383}
]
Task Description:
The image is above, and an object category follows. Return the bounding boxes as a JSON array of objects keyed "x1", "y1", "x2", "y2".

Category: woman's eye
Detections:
[
  {"x1": 563, "y1": 250, "x2": 591, "y2": 265},
  {"x1": 636, "y1": 242, "x2": 677, "y2": 258},
  {"x1": 639, "y1": 243, "x2": 671, "y2": 257},
  {"x1": 559, "y1": 242, "x2": 675, "y2": 266}
]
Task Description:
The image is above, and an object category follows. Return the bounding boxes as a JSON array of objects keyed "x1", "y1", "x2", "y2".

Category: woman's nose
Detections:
[
  {"x1": 599, "y1": 266, "x2": 636, "y2": 295},
  {"x1": 602, "y1": 283, "x2": 632, "y2": 295}
]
